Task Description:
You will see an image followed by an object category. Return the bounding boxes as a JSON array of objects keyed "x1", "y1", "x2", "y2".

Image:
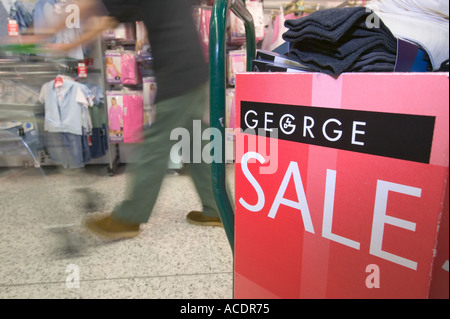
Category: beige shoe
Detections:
[
  {"x1": 85, "y1": 214, "x2": 140, "y2": 240},
  {"x1": 186, "y1": 211, "x2": 223, "y2": 227}
]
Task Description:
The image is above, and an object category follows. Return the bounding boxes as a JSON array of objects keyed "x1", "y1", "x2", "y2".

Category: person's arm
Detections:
[
  {"x1": 49, "y1": 15, "x2": 119, "y2": 51},
  {"x1": 45, "y1": 0, "x2": 119, "y2": 51},
  {"x1": 2, "y1": 0, "x2": 117, "y2": 50}
]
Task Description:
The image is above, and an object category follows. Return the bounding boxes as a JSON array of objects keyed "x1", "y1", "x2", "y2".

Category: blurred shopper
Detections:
[{"x1": 31, "y1": 0, "x2": 222, "y2": 239}]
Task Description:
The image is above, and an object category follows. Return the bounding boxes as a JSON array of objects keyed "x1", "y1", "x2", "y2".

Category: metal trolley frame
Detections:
[{"x1": 209, "y1": 0, "x2": 256, "y2": 252}]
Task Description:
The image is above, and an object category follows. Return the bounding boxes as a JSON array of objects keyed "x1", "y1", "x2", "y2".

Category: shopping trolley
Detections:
[
  {"x1": 0, "y1": 47, "x2": 97, "y2": 255},
  {"x1": 209, "y1": 0, "x2": 256, "y2": 253}
]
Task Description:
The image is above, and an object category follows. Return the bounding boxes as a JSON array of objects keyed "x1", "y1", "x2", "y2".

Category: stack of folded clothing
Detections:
[{"x1": 282, "y1": 7, "x2": 398, "y2": 76}]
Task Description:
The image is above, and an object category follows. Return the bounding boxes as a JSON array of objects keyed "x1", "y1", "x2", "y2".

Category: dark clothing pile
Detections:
[{"x1": 282, "y1": 7, "x2": 398, "y2": 76}]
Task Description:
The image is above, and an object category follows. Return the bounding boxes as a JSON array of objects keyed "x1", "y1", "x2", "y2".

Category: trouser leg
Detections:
[
  {"x1": 185, "y1": 118, "x2": 219, "y2": 218},
  {"x1": 112, "y1": 83, "x2": 215, "y2": 224}
]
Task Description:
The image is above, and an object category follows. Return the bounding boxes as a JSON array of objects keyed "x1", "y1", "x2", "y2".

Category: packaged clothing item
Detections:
[
  {"x1": 106, "y1": 92, "x2": 124, "y2": 143},
  {"x1": 226, "y1": 89, "x2": 236, "y2": 129},
  {"x1": 135, "y1": 20, "x2": 150, "y2": 54},
  {"x1": 143, "y1": 77, "x2": 157, "y2": 106},
  {"x1": 143, "y1": 77, "x2": 157, "y2": 128},
  {"x1": 121, "y1": 51, "x2": 139, "y2": 85},
  {"x1": 282, "y1": 7, "x2": 398, "y2": 76},
  {"x1": 102, "y1": 22, "x2": 135, "y2": 41},
  {"x1": 228, "y1": 50, "x2": 246, "y2": 86},
  {"x1": 229, "y1": 0, "x2": 265, "y2": 43},
  {"x1": 193, "y1": 6, "x2": 211, "y2": 61},
  {"x1": 366, "y1": 0, "x2": 449, "y2": 71},
  {"x1": 122, "y1": 92, "x2": 143, "y2": 144},
  {"x1": 106, "y1": 91, "x2": 143, "y2": 144},
  {"x1": 105, "y1": 51, "x2": 122, "y2": 84}
]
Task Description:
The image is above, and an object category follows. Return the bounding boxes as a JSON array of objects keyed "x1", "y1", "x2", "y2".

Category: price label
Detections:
[
  {"x1": 78, "y1": 63, "x2": 87, "y2": 78},
  {"x1": 54, "y1": 77, "x2": 64, "y2": 88},
  {"x1": 8, "y1": 20, "x2": 19, "y2": 37}
]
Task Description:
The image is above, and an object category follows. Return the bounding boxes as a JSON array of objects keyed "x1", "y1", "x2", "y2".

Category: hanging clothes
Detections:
[
  {"x1": 39, "y1": 77, "x2": 95, "y2": 169},
  {"x1": 82, "y1": 82, "x2": 108, "y2": 159},
  {"x1": 8, "y1": 0, "x2": 34, "y2": 32},
  {"x1": 39, "y1": 76, "x2": 91, "y2": 135}
]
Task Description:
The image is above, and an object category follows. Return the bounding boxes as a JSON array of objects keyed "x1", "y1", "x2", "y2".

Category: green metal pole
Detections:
[
  {"x1": 209, "y1": 0, "x2": 235, "y2": 252},
  {"x1": 209, "y1": 0, "x2": 256, "y2": 253},
  {"x1": 230, "y1": 0, "x2": 256, "y2": 71}
]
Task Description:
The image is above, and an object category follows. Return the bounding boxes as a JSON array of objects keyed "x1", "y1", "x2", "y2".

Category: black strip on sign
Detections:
[{"x1": 240, "y1": 101, "x2": 436, "y2": 164}]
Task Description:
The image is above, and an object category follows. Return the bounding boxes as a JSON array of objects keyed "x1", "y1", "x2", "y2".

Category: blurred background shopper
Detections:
[{"x1": 27, "y1": 0, "x2": 222, "y2": 239}]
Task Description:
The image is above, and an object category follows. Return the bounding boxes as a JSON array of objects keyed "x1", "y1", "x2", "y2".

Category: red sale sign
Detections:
[{"x1": 234, "y1": 73, "x2": 449, "y2": 299}]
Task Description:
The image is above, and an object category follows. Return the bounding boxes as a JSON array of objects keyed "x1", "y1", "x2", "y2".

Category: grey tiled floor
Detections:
[{"x1": 0, "y1": 164, "x2": 234, "y2": 299}]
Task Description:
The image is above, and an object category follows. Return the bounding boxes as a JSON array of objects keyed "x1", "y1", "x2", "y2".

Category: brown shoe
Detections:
[
  {"x1": 186, "y1": 211, "x2": 223, "y2": 227},
  {"x1": 85, "y1": 214, "x2": 140, "y2": 240}
]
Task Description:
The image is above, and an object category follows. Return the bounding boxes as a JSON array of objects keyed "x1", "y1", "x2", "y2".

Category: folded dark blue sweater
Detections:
[{"x1": 282, "y1": 7, "x2": 398, "y2": 76}]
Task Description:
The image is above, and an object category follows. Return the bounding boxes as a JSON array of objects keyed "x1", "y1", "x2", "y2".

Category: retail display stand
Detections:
[{"x1": 233, "y1": 72, "x2": 449, "y2": 298}]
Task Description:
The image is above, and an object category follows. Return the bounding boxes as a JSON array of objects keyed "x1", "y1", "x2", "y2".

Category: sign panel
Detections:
[{"x1": 234, "y1": 73, "x2": 449, "y2": 299}]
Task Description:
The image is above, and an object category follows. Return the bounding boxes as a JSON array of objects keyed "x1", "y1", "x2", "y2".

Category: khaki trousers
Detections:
[{"x1": 112, "y1": 83, "x2": 219, "y2": 224}]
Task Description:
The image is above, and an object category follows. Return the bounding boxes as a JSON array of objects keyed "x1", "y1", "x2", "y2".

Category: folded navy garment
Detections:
[
  {"x1": 282, "y1": 6, "x2": 398, "y2": 76},
  {"x1": 354, "y1": 62, "x2": 397, "y2": 72},
  {"x1": 284, "y1": 7, "x2": 369, "y2": 33},
  {"x1": 283, "y1": 7, "x2": 371, "y2": 43}
]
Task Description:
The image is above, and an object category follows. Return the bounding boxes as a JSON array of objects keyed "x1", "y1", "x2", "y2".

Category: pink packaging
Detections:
[
  {"x1": 105, "y1": 51, "x2": 122, "y2": 84},
  {"x1": 123, "y1": 92, "x2": 143, "y2": 144},
  {"x1": 121, "y1": 51, "x2": 139, "y2": 85}
]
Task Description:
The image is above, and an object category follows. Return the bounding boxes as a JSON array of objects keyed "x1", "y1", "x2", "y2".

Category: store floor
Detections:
[{"x1": 0, "y1": 163, "x2": 235, "y2": 299}]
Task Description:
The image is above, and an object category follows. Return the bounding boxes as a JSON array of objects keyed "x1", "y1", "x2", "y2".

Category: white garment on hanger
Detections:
[
  {"x1": 367, "y1": 0, "x2": 449, "y2": 23},
  {"x1": 261, "y1": 6, "x2": 288, "y2": 52},
  {"x1": 366, "y1": 0, "x2": 449, "y2": 70}
]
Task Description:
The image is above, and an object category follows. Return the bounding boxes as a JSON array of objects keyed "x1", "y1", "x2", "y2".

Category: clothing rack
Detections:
[{"x1": 0, "y1": 39, "x2": 112, "y2": 169}]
